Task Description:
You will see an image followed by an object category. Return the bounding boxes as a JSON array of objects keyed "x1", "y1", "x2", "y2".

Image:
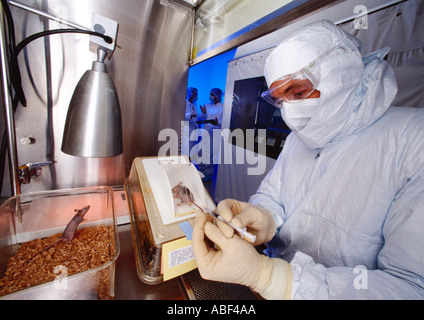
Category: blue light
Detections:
[{"x1": 187, "y1": 48, "x2": 236, "y2": 106}]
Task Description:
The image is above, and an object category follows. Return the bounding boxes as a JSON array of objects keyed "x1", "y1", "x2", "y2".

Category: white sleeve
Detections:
[{"x1": 289, "y1": 175, "x2": 424, "y2": 300}]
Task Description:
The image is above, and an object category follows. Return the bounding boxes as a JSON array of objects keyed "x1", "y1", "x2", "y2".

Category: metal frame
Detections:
[
  {"x1": 0, "y1": 5, "x2": 21, "y2": 196},
  {"x1": 191, "y1": 0, "x2": 343, "y2": 65},
  {"x1": 1, "y1": 1, "x2": 94, "y2": 197}
]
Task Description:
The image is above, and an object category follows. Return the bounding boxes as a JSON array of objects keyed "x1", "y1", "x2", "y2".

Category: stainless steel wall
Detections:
[{"x1": 6, "y1": 0, "x2": 191, "y2": 193}]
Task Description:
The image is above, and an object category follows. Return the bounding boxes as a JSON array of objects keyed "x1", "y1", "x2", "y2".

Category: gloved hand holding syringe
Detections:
[
  {"x1": 201, "y1": 207, "x2": 256, "y2": 243},
  {"x1": 171, "y1": 181, "x2": 256, "y2": 243}
]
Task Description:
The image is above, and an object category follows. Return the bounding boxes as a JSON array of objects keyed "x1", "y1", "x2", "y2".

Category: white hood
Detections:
[{"x1": 264, "y1": 20, "x2": 398, "y2": 150}]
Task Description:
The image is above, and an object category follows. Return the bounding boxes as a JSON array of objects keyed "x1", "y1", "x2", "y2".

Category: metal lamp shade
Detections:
[{"x1": 61, "y1": 67, "x2": 123, "y2": 157}]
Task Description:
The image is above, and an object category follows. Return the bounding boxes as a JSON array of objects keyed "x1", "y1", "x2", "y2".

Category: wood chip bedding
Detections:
[{"x1": 0, "y1": 225, "x2": 116, "y2": 299}]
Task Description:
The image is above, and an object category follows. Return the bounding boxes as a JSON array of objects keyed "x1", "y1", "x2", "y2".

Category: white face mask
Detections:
[{"x1": 281, "y1": 98, "x2": 320, "y2": 132}]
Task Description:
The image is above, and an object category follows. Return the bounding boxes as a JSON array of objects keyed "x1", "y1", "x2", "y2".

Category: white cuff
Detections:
[{"x1": 259, "y1": 259, "x2": 293, "y2": 300}]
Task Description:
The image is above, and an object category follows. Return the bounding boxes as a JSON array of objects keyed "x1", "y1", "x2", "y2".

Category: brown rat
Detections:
[
  {"x1": 27, "y1": 205, "x2": 90, "y2": 261},
  {"x1": 172, "y1": 181, "x2": 194, "y2": 206}
]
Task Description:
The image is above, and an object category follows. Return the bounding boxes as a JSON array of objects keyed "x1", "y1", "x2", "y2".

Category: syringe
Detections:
[
  {"x1": 173, "y1": 181, "x2": 256, "y2": 243},
  {"x1": 202, "y1": 207, "x2": 256, "y2": 243}
]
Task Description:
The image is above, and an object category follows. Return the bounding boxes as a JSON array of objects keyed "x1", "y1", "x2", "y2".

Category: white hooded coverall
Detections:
[{"x1": 249, "y1": 20, "x2": 424, "y2": 299}]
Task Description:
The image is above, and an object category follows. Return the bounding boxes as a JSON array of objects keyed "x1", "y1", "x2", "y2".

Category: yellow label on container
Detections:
[{"x1": 162, "y1": 237, "x2": 197, "y2": 281}]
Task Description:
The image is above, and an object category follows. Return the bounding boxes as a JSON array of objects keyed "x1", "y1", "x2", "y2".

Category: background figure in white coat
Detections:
[
  {"x1": 197, "y1": 88, "x2": 223, "y2": 182},
  {"x1": 182, "y1": 87, "x2": 199, "y2": 160}
]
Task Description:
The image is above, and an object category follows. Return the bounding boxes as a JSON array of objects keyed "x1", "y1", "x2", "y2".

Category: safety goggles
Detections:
[{"x1": 261, "y1": 46, "x2": 346, "y2": 108}]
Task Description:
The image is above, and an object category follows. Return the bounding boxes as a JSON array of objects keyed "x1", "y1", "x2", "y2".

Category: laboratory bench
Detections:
[
  {"x1": 113, "y1": 188, "x2": 259, "y2": 301},
  {"x1": 0, "y1": 185, "x2": 257, "y2": 300},
  {"x1": 114, "y1": 223, "x2": 259, "y2": 300},
  {"x1": 114, "y1": 223, "x2": 188, "y2": 300}
]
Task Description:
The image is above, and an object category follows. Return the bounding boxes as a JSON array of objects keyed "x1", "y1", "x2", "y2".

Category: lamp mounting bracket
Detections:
[{"x1": 90, "y1": 13, "x2": 118, "y2": 58}]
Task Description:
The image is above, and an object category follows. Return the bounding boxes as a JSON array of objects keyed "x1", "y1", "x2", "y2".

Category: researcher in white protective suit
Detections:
[{"x1": 192, "y1": 20, "x2": 424, "y2": 299}]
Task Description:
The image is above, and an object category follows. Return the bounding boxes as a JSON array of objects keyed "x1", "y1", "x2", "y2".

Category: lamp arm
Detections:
[{"x1": 15, "y1": 29, "x2": 113, "y2": 56}]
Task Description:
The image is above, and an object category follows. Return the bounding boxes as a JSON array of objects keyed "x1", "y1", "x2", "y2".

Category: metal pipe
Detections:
[
  {"x1": 0, "y1": 5, "x2": 20, "y2": 196},
  {"x1": 189, "y1": 6, "x2": 195, "y2": 64},
  {"x1": 8, "y1": 0, "x2": 90, "y2": 30}
]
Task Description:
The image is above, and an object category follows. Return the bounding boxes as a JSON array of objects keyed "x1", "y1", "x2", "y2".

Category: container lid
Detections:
[{"x1": 130, "y1": 156, "x2": 215, "y2": 245}]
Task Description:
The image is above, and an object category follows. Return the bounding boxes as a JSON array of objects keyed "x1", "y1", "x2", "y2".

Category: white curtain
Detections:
[{"x1": 340, "y1": 0, "x2": 424, "y2": 109}]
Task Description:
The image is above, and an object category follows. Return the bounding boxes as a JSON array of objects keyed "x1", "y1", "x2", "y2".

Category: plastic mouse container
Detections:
[
  {"x1": 125, "y1": 156, "x2": 215, "y2": 284},
  {"x1": 0, "y1": 186, "x2": 119, "y2": 300}
]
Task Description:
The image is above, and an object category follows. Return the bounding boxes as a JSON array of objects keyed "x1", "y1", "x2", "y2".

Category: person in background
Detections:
[
  {"x1": 197, "y1": 88, "x2": 224, "y2": 182},
  {"x1": 192, "y1": 20, "x2": 424, "y2": 299},
  {"x1": 182, "y1": 87, "x2": 199, "y2": 159}
]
